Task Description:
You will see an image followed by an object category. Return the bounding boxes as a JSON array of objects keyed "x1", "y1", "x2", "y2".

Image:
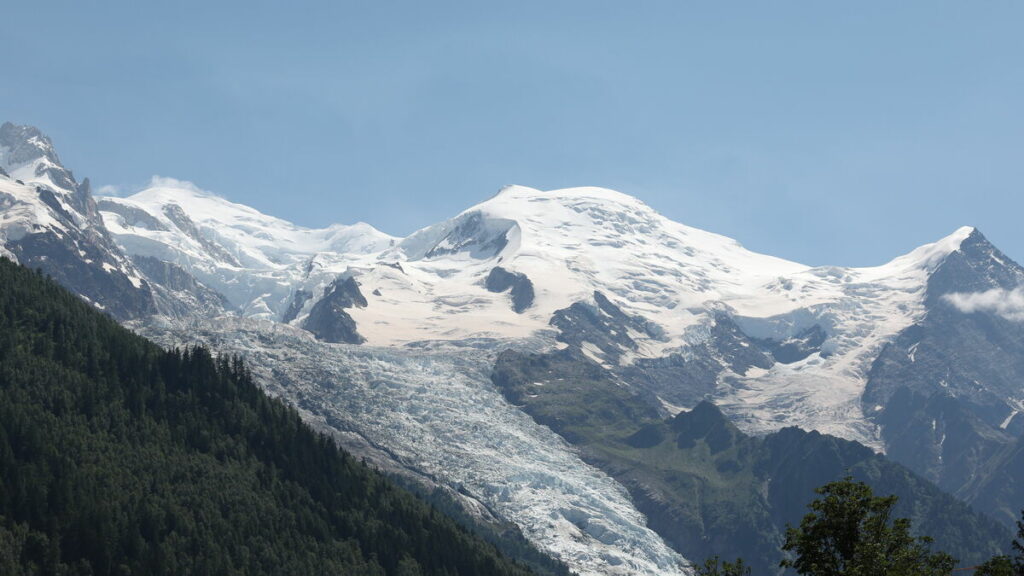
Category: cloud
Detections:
[
  {"x1": 944, "y1": 288, "x2": 1024, "y2": 321},
  {"x1": 95, "y1": 184, "x2": 122, "y2": 197},
  {"x1": 148, "y1": 175, "x2": 207, "y2": 194}
]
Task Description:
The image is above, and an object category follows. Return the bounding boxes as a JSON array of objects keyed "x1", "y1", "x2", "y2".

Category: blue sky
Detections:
[{"x1": 4, "y1": 1, "x2": 1023, "y2": 266}]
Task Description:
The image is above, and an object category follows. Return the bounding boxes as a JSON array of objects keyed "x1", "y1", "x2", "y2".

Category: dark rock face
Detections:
[
  {"x1": 877, "y1": 387, "x2": 1012, "y2": 495},
  {"x1": 616, "y1": 314, "x2": 773, "y2": 410},
  {"x1": 865, "y1": 229, "x2": 1024, "y2": 527},
  {"x1": 926, "y1": 230, "x2": 1024, "y2": 303},
  {"x1": 8, "y1": 228, "x2": 156, "y2": 320},
  {"x1": 755, "y1": 324, "x2": 827, "y2": 364},
  {"x1": 281, "y1": 289, "x2": 313, "y2": 324},
  {"x1": 485, "y1": 266, "x2": 534, "y2": 313},
  {"x1": 131, "y1": 255, "x2": 230, "y2": 316},
  {"x1": 549, "y1": 291, "x2": 663, "y2": 364},
  {"x1": 960, "y1": 434, "x2": 1024, "y2": 527},
  {"x1": 302, "y1": 277, "x2": 367, "y2": 344},
  {"x1": 549, "y1": 293, "x2": 775, "y2": 409},
  {"x1": 709, "y1": 314, "x2": 776, "y2": 375}
]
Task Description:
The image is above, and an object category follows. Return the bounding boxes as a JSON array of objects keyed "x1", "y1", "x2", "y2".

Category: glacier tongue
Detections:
[{"x1": 135, "y1": 317, "x2": 692, "y2": 576}]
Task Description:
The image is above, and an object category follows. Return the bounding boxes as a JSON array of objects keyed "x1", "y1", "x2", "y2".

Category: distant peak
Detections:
[
  {"x1": 0, "y1": 122, "x2": 63, "y2": 172},
  {"x1": 490, "y1": 184, "x2": 644, "y2": 205},
  {"x1": 951, "y1": 225, "x2": 978, "y2": 243}
]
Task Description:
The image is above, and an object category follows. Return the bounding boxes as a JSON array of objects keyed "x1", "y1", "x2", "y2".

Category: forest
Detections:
[{"x1": 0, "y1": 257, "x2": 547, "y2": 575}]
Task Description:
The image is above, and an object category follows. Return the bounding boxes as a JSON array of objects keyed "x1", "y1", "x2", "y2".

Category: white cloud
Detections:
[
  {"x1": 95, "y1": 184, "x2": 122, "y2": 197},
  {"x1": 944, "y1": 287, "x2": 1024, "y2": 321},
  {"x1": 147, "y1": 175, "x2": 208, "y2": 194}
]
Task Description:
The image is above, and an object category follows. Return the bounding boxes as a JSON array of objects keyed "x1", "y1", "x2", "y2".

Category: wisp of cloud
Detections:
[{"x1": 944, "y1": 288, "x2": 1024, "y2": 321}]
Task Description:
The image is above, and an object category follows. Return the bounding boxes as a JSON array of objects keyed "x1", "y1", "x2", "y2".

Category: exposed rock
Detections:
[
  {"x1": 132, "y1": 255, "x2": 230, "y2": 316},
  {"x1": 302, "y1": 277, "x2": 367, "y2": 344},
  {"x1": 754, "y1": 324, "x2": 827, "y2": 364},
  {"x1": 282, "y1": 289, "x2": 313, "y2": 324},
  {"x1": 550, "y1": 291, "x2": 662, "y2": 364},
  {"x1": 485, "y1": 266, "x2": 534, "y2": 313}
]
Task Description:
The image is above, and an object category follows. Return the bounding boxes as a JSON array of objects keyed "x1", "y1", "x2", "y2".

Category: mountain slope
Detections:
[
  {"x1": 0, "y1": 256, "x2": 551, "y2": 576},
  {"x1": 0, "y1": 123, "x2": 155, "y2": 319},
  {"x1": 98, "y1": 178, "x2": 394, "y2": 318},
  {"x1": 864, "y1": 230, "x2": 1024, "y2": 524},
  {"x1": 492, "y1": 348, "x2": 1011, "y2": 575}
]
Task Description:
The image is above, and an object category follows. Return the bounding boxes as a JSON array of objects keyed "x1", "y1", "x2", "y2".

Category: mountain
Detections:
[
  {"x1": 97, "y1": 178, "x2": 394, "y2": 319},
  {"x1": 0, "y1": 123, "x2": 155, "y2": 319},
  {"x1": 0, "y1": 255, "x2": 560, "y2": 576},
  {"x1": 4, "y1": 122, "x2": 1024, "y2": 574},
  {"x1": 492, "y1": 347, "x2": 1011, "y2": 575}
]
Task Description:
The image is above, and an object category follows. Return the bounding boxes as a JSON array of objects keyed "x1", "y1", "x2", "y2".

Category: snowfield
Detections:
[{"x1": 101, "y1": 182, "x2": 976, "y2": 452}]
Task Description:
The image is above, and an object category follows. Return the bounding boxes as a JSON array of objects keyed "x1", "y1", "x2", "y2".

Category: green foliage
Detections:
[
  {"x1": 780, "y1": 477, "x2": 956, "y2": 576},
  {"x1": 0, "y1": 258, "x2": 539, "y2": 575},
  {"x1": 976, "y1": 556, "x2": 1015, "y2": 576},
  {"x1": 1017, "y1": 509, "x2": 1024, "y2": 576},
  {"x1": 695, "y1": 555, "x2": 751, "y2": 576}
]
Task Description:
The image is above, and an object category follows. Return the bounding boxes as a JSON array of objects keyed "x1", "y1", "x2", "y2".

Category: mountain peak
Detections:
[
  {"x1": 0, "y1": 122, "x2": 61, "y2": 169},
  {"x1": 925, "y1": 226, "x2": 1024, "y2": 299},
  {"x1": 0, "y1": 122, "x2": 78, "y2": 194}
]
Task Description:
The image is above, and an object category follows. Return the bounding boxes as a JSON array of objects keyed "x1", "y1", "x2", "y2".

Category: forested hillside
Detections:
[{"x1": 0, "y1": 257, "x2": 545, "y2": 576}]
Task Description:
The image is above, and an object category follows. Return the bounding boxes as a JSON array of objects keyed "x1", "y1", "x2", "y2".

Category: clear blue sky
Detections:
[{"x1": 4, "y1": 1, "x2": 1023, "y2": 266}]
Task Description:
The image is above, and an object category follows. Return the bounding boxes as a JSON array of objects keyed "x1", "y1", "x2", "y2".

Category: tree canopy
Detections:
[
  {"x1": 0, "y1": 258, "x2": 549, "y2": 575},
  {"x1": 780, "y1": 477, "x2": 956, "y2": 576}
]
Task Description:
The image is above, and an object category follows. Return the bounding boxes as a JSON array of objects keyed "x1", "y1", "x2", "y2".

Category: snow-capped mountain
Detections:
[
  {"x1": 0, "y1": 123, "x2": 154, "y2": 318},
  {"x1": 98, "y1": 177, "x2": 394, "y2": 318},
  {"x1": 4, "y1": 122, "x2": 1024, "y2": 574},
  {"x1": 97, "y1": 180, "x2": 994, "y2": 450}
]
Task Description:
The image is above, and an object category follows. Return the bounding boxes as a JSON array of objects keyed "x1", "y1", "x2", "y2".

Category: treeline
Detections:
[{"x1": 0, "y1": 257, "x2": 543, "y2": 575}]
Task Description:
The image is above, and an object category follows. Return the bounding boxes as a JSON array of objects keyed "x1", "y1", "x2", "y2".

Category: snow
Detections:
[
  {"x1": 11, "y1": 122, "x2": 1000, "y2": 576},
  {"x1": 0, "y1": 177, "x2": 69, "y2": 239},
  {"x1": 1001, "y1": 411, "x2": 1019, "y2": 430},
  {"x1": 86, "y1": 180, "x2": 983, "y2": 571},
  {"x1": 96, "y1": 182, "x2": 977, "y2": 452},
  {"x1": 99, "y1": 177, "x2": 395, "y2": 316},
  {"x1": 136, "y1": 317, "x2": 692, "y2": 576}
]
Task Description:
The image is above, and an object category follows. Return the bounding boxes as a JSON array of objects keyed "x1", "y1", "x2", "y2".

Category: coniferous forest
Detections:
[{"x1": 0, "y1": 257, "x2": 544, "y2": 575}]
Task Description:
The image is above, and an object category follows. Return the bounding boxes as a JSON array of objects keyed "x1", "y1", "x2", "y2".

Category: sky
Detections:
[{"x1": 3, "y1": 1, "x2": 1023, "y2": 266}]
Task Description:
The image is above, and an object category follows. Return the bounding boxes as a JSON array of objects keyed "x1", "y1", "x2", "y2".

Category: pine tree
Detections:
[{"x1": 694, "y1": 555, "x2": 751, "y2": 576}]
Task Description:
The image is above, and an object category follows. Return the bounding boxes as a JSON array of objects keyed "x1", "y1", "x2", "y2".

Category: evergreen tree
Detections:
[
  {"x1": 976, "y1": 556, "x2": 1015, "y2": 576},
  {"x1": 780, "y1": 477, "x2": 955, "y2": 576},
  {"x1": 694, "y1": 555, "x2": 751, "y2": 576},
  {"x1": 0, "y1": 257, "x2": 546, "y2": 575},
  {"x1": 1015, "y1": 509, "x2": 1024, "y2": 576}
]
